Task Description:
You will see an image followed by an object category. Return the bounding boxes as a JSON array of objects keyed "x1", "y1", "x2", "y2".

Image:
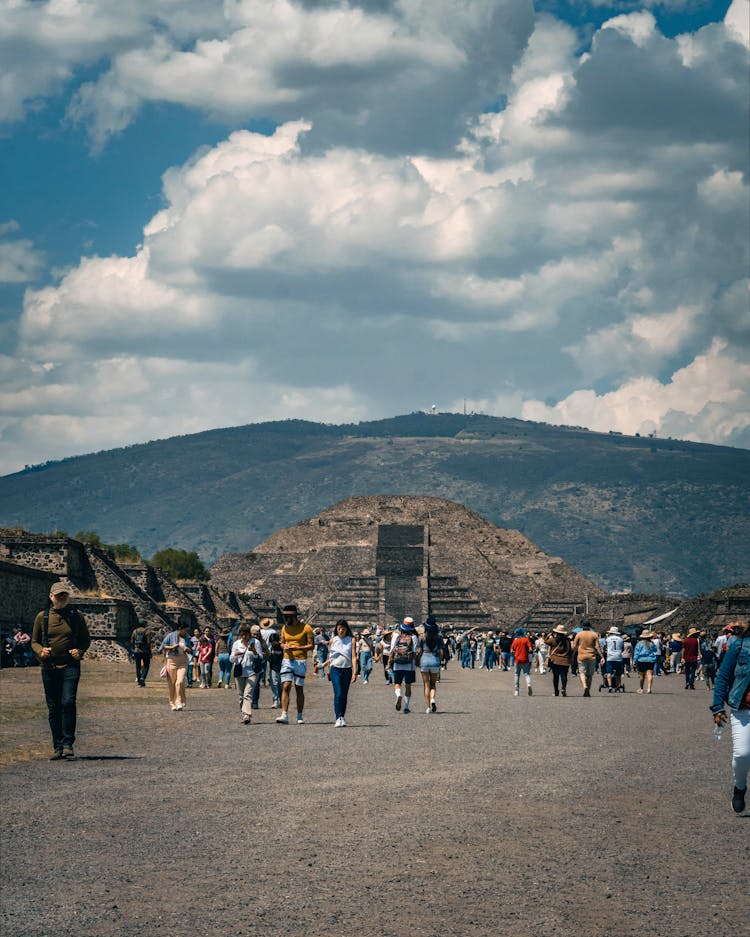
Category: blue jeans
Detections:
[
  {"x1": 217, "y1": 653, "x2": 232, "y2": 686},
  {"x1": 269, "y1": 668, "x2": 282, "y2": 703},
  {"x1": 514, "y1": 663, "x2": 531, "y2": 691},
  {"x1": 330, "y1": 666, "x2": 352, "y2": 719},
  {"x1": 684, "y1": 661, "x2": 698, "y2": 688},
  {"x1": 359, "y1": 650, "x2": 373, "y2": 681},
  {"x1": 461, "y1": 648, "x2": 471, "y2": 668},
  {"x1": 41, "y1": 663, "x2": 81, "y2": 749}
]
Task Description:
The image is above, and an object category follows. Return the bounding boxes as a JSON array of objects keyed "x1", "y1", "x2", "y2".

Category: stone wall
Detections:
[
  {"x1": 0, "y1": 560, "x2": 58, "y2": 629},
  {"x1": 0, "y1": 537, "x2": 89, "y2": 580}
]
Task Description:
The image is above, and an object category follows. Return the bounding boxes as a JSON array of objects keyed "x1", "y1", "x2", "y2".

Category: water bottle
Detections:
[{"x1": 713, "y1": 721, "x2": 725, "y2": 741}]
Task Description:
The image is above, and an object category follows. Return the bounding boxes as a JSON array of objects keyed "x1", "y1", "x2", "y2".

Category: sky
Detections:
[{"x1": 0, "y1": 0, "x2": 748, "y2": 476}]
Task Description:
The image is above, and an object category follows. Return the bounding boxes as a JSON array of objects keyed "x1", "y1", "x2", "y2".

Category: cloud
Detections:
[
  {"x1": 2, "y1": 5, "x2": 749, "y2": 471},
  {"x1": 0, "y1": 223, "x2": 43, "y2": 283},
  {"x1": 521, "y1": 339, "x2": 750, "y2": 447}
]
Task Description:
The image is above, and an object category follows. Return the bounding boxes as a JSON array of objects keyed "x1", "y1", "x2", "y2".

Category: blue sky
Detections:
[{"x1": 1, "y1": 0, "x2": 748, "y2": 474}]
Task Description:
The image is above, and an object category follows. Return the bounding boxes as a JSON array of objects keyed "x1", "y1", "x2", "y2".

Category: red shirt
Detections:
[
  {"x1": 511, "y1": 636, "x2": 533, "y2": 665},
  {"x1": 682, "y1": 635, "x2": 700, "y2": 663}
]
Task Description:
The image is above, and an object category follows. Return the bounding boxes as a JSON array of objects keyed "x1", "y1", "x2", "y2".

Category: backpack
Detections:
[
  {"x1": 392, "y1": 633, "x2": 414, "y2": 666},
  {"x1": 132, "y1": 627, "x2": 148, "y2": 652}
]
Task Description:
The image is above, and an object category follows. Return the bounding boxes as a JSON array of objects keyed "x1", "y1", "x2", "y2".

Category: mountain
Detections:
[{"x1": 1, "y1": 412, "x2": 748, "y2": 595}]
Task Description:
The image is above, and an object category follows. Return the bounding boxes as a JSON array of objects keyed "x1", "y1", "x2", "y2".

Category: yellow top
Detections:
[{"x1": 281, "y1": 621, "x2": 314, "y2": 660}]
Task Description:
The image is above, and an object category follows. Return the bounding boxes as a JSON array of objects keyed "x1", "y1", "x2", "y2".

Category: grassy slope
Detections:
[{"x1": 1, "y1": 414, "x2": 748, "y2": 594}]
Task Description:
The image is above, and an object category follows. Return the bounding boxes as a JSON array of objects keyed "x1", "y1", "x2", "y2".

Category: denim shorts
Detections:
[
  {"x1": 280, "y1": 659, "x2": 307, "y2": 686},
  {"x1": 420, "y1": 666, "x2": 440, "y2": 675},
  {"x1": 606, "y1": 660, "x2": 624, "y2": 676}
]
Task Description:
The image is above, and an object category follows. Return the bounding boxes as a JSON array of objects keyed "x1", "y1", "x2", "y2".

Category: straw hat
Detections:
[
  {"x1": 671, "y1": 632, "x2": 682, "y2": 640},
  {"x1": 639, "y1": 630, "x2": 655, "y2": 639},
  {"x1": 686, "y1": 627, "x2": 700, "y2": 636},
  {"x1": 607, "y1": 626, "x2": 620, "y2": 635},
  {"x1": 552, "y1": 624, "x2": 568, "y2": 634}
]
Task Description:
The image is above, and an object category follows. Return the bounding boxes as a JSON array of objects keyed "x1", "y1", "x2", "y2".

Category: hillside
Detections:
[{"x1": 1, "y1": 413, "x2": 748, "y2": 595}]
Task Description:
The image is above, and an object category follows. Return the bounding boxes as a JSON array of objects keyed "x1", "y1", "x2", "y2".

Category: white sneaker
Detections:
[
  {"x1": 334, "y1": 717, "x2": 342, "y2": 727},
  {"x1": 276, "y1": 712, "x2": 289, "y2": 724},
  {"x1": 340, "y1": 717, "x2": 347, "y2": 727},
  {"x1": 271, "y1": 701, "x2": 278, "y2": 708},
  {"x1": 297, "y1": 714, "x2": 304, "y2": 724},
  {"x1": 513, "y1": 690, "x2": 519, "y2": 697}
]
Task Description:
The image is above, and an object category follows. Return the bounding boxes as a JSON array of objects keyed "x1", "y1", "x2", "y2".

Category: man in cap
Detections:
[
  {"x1": 389, "y1": 618, "x2": 419, "y2": 713},
  {"x1": 604, "y1": 626, "x2": 624, "y2": 692},
  {"x1": 682, "y1": 627, "x2": 701, "y2": 690},
  {"x1": 276, "y1": 604, "x2": 314, "y2": 724},
  {"x1": 31, "y1": 582, "x2": 91, "y2": 760},
  {"x1": 130, "y1": 618, "x2": 152, "y2": 687}
]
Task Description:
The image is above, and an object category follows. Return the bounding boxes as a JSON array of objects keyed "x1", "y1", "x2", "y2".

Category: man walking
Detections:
[
  {"x1": 511, "y1": 628, "x2": 534, "y2": 697},
  {"x1": 130, "y1": 619, "x2": 152, "y2": 687},
  {"x1": 682, "y1": 627, "x2": 701, "y2": 689},
  {"x1": 604, "y1": 626, "x2": 624, "y2": 692},
  {"x1": 276, "y1": 604, "x2": 314, "y2": 724},
  {"x1": 390, "y1": 618, "x2": 419, "y2": 713},
  {"x1": 31, "y1": 582, "x2": 91, "y2": 760},
  {"x1": 572, "y1": 620, "x2": 601, "y2": 697}
]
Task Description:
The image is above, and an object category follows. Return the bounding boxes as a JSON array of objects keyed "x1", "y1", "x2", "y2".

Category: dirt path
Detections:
[{"x1": 0, "y1": 663, "x2": 747, "y2": 937}]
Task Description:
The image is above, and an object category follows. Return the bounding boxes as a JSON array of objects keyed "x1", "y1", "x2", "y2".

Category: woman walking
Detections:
[
  {"x1": 159, "y1": 625, "x2": 190, "y2": 711},
  {"x1": 230, "y1": 625, "x2": 263, "y2": 725},
  {"x1": 633, "y1": 630, "x2": 658, "y2": 694},
  {"x1": 545, "y1": 625, "x2": 573, "y2": 697},
  {"x1": 711, "y1": 619, "x2": 750, "y2": 813},
  {"x1": 358, "y1": 630, "x2": 375, "y2": 684},
  {"x1": 197, "y1": 628, "x2": 215, "y2": 688},
  {"x1": 215, "y1": 630, "x2": 232, "y2": 689},
  {"x1": 418, "y1": 616, "x2": 444, "y2": 713},
  {"x1": 324, "y1": 619, "x2": 356, "y2": 727}
]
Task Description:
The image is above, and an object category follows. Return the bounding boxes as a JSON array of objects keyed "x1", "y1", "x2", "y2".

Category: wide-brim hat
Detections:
[
  {"x1": 671, "y1": 632, "x2": 682, "y2": 640},
  {"x1": 608, "y1": 626, "x2": 620, "y2": 634},
  {"x1": 553, "y1": 625, "x2": 568, "y2": 634},
  {"x1": 686, "y1": 627, "x2": 699, "y2": 636},
  {"x1": 640, "y1": 630, "x2": 655, "y2": 639}
]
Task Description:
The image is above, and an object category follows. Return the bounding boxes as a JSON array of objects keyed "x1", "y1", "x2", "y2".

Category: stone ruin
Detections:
[
  {"x1": 210, "y1": 495, "x2": 607, "y2": 630},
  {"x1": 0, "y1": 531, "x2": 264, "y2": 661}
]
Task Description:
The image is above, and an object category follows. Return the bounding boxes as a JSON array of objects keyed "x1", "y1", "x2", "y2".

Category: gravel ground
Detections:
[{"x1": 0, "y1": 662, "x2": 747, "y2": 937}]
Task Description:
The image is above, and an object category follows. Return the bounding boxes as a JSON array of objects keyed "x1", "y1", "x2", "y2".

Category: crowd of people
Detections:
[{"x1": 20, "y1": 579, "x2": 750, "y2": 814}]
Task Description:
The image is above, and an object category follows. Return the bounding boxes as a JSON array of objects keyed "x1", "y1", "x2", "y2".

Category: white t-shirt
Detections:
[
  {"x1": 606, "y1": 635, "x2": 624, "y2": 661},
  {"x1": 329, "y1": 635, "x2": 353, "y2": 668}
]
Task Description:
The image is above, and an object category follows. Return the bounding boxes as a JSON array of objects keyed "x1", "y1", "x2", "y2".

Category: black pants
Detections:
[
  {"x1": 550, "y1": 663, "x2": 569, "y2": 694},
  {"x1": 41, "y1": 663, "x2": 81, "y2": 749},
  {"x1": 683, "y1": 661, "x2": 698, "y2": 688},
  {"x1": 134, "y1": 652, "x2": 151, "y2": 685}
]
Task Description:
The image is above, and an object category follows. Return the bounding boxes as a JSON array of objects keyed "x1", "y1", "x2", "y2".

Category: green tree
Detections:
[
  {"x1": 150, "y1": 548, "x2": 209, "y2": 581},
  {"x1": 74, "y1": 530, "x2": 141, "y2": 562},
  {"x1": 74, "y1": 530, "x2": 103, "y2": 548}
]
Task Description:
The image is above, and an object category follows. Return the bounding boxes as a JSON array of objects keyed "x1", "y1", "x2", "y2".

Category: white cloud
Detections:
[
  {"x1": 0, "y1": 224, "x2": 44, "y2": 283},
  {"x1": 2, "y1": 5, "x2": 749, "y2": 471},
  {"x1": 521, "y1": 340, "x2": 750, "y2": 446}
]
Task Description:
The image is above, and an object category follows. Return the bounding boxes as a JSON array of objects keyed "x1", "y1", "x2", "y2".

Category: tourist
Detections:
[
  {"x1": 314, "y1": 628, "x2": 329, "y2": 679},
  {"x1": 215, "y1": 629, "x2": 232, "y2": 689},
  {"x1": 31, "y1": 582, "x2": 91, "y2": 759},
  {"x1": 419, "y1": 616, "x2": 445, "y2": 713},
  {"x1": 159, "y1": 624, "x2": 190, "y2": 712},
  {"x1": 482, "y1": 632, "x2": 496, "y2": 671},
  {"x1": 459, "y1": 630, "x2": 472, "y2": 669},
  {"x1": 259, "y1": 617, "x2": 277, "y2": 686},
  {"x1": 197, "y1": 627, "x2": 215, "y2": 688},
  {"x1": 682, "y1": 627, "x2": 701, "y2": 690},
  {"x1": 267, "y1": 631, "x2": 283, "y2": 707},
  {"x1": 535, "y1": 633, "x2": 548, "y2": 674},
  {"x1": 652, "y1": 631, "x2": 664, "y2": 676},
  {"x1": 276, "y1": 604, "x2": 315, "y2": 725},
  {"x1": 390, "y1": 618, "x2": 419, "y2": 713},
  {"x1": 12, "y1": 628, "x2": 32, "y2": 667},
  {"x1": 130, "y1": 619, "x2": 152, "y2": 687},
  {"x1": 572, "y1": 620, "x2": 601, "y2": 697},
  {"x1": 633, "y1": 630, "x2": 657, "y2": 694},
  {"x1": 248, "y1": 624, "x2": 267, "y2": 708},
  {"x1": 669, "y1": 633, "x2": 683, "y2": 675},
  {"x1": 189, "y1": 628, "x2": 201, "y2": 685},
  {"x1": 622, "y1": 635, "x2": 633, "y2": 678},
  {"x1": 324, "y1": 619, "x2": 356, "y2": 726},
  {"x1": 714, "y1": 625, "x2": 733, "y2": 665},
  {"x1": 711, "y1": 618, "x2": 750, "y2": 814},
  {"x1": 511, "y1": 628, "x2": 534, "y2": 697},
  {"x1": 700, "y1": 632, "x2": 717, "y2": 690},
  {"x1": 358, "y1": 629, "x2": 374, "y2": 684},
  {"x1": 604, "y1": 626, "x2": 624, "y2": 692},
  {"x1": 230, "y1": 625, "x2": 263, "y2": 725},
  {"x1": 545, "y1": 625, "x2": 572, "y2": 697},
  {"x1": 498, "y1": 632, "x2": 512, "y2": 671},
  {"x1": 376, "y1": 630, "x2": 393, "y2": 683}
]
